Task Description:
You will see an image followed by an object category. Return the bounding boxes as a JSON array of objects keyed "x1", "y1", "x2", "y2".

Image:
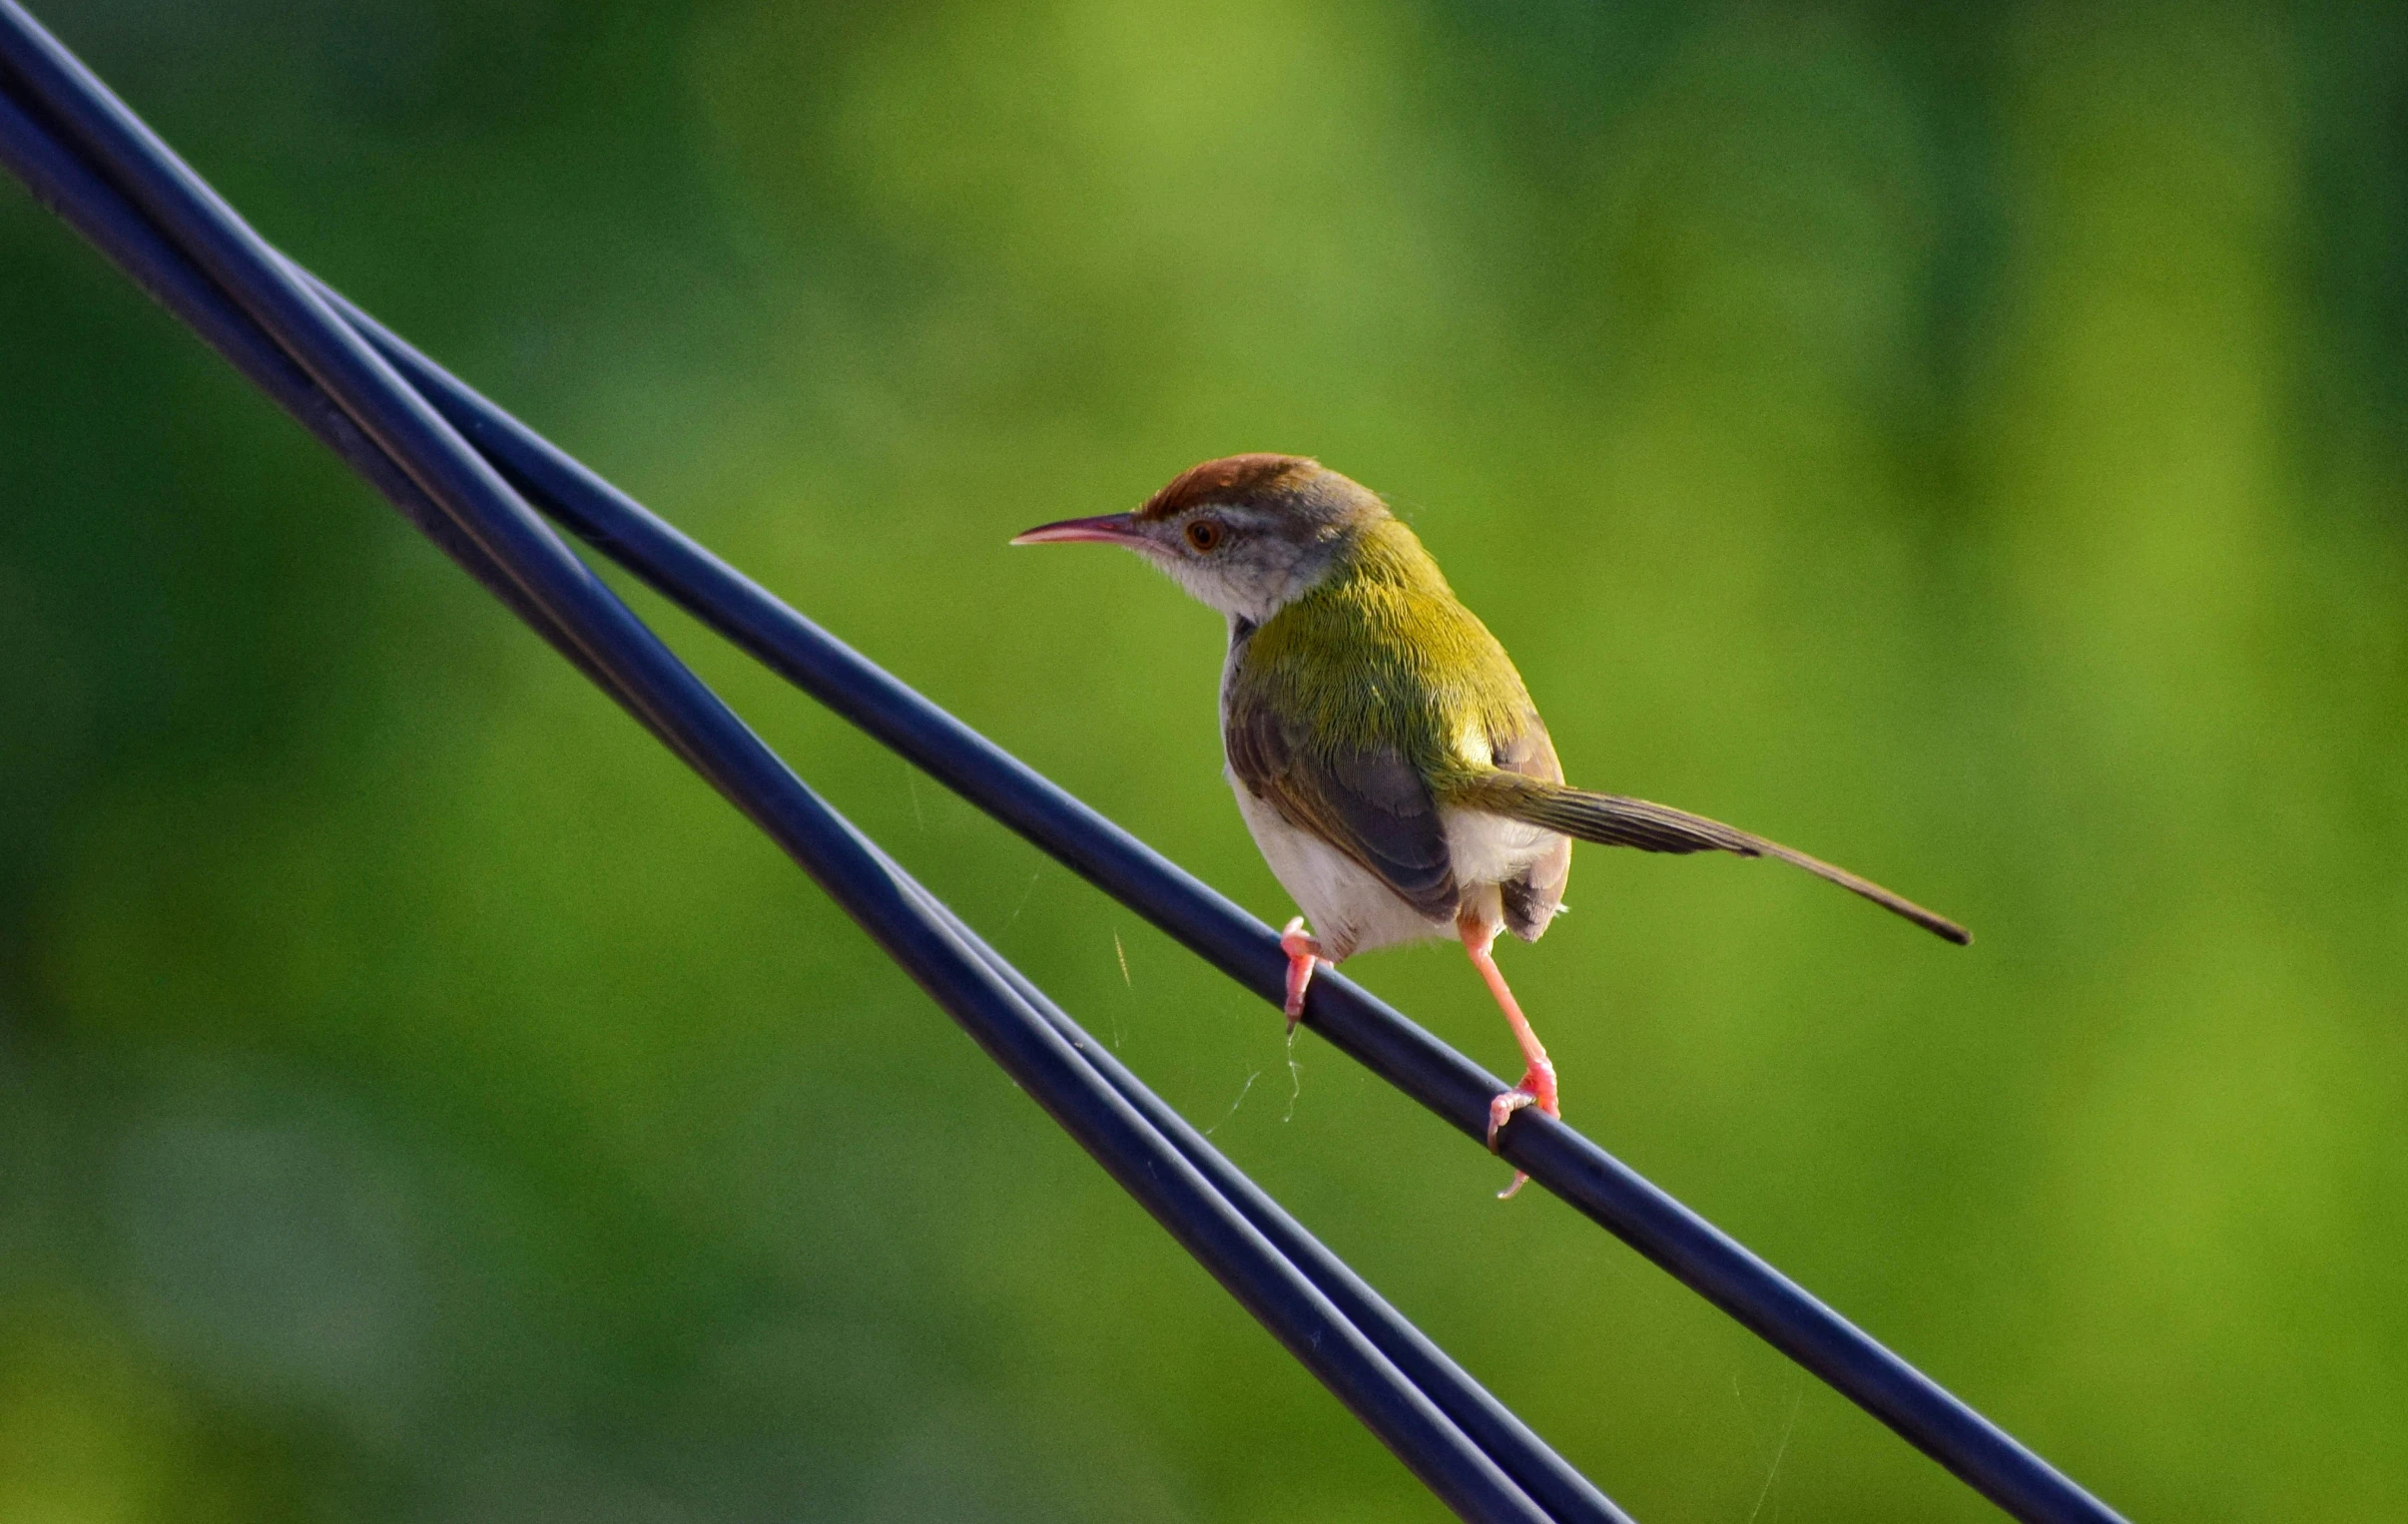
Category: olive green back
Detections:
[{"x1": 1236, "y1": 517, "x2": 1535, "y2": 785}]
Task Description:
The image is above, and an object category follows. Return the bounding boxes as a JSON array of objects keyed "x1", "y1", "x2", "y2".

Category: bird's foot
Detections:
[
  {"x1": 1487, "y1": 1062, "x2": 1559, "y2": 1201},
  {"x1": 1278, "y1": 917, "x2": 1327, "y2": 1033},
  {"x1": 1485, "y1": 1063, "x2": 1560, "y2": 1147}
]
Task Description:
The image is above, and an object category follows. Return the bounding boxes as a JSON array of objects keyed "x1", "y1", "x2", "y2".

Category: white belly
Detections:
[
  {"x1": 1227, "y1": 768, "x2": 1443, "y2": 960},
  {"x1": 1227, "y1": 767, "x2": 1564, "y2": 960}
]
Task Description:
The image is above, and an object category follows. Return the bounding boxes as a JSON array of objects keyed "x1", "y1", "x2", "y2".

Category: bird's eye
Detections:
[{"x1": 1185, "y1": 518, "x2": 1225, "y2": 552}]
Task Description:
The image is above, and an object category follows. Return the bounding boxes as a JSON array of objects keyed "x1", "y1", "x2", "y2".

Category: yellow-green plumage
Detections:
[
  {"x1": 1237, "y1": 517, "x2": 1533, "y2": 789},
  {"x1": 1218, "y1": 508, "x2": 1572, "y2": 957}
]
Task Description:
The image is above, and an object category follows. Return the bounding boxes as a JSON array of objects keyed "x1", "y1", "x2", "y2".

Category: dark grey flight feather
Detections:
[
  {"x1": 1458, "y1": 772, "x2": 1971, "y2": 946},
  {"x1": 1222, "y1": 684, "x2": 1461, "y2": 923}
]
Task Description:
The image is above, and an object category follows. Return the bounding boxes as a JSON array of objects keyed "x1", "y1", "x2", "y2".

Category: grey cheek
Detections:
[
  {"x1": 1270, "y1": 541, "x2": 1333, "y2": 604},
  {"x1": 1259, "y1": 548, "x2": 1314, "y2": 609}
]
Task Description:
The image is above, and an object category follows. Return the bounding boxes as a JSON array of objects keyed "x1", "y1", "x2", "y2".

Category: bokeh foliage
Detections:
[{"x1": 4, "y1": 2, "x2": 2405, "y2": 1519}]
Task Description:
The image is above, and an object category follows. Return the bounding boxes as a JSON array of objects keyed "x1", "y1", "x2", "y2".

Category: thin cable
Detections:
[{"x1": 0, "y1": 7, "x2": 2126, "y2": 1520}]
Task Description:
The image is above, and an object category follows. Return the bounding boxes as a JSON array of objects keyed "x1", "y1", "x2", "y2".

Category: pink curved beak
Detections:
[{"x1": 1009, "y1": 512, "x2": 1150, "y2": 548}]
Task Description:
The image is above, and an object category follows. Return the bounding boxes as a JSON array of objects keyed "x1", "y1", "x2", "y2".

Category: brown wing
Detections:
[
  {"x1": 1223, "y1": 682, "x2": 1458, "y2": 922},
  {"x1": 1490, "y1": 710, "x2": 1571, "y2": 941}
]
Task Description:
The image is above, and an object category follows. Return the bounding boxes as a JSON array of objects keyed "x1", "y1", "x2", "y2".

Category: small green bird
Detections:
[{"x1": 1015, "y1": 455, "x2": 1966, "y2": 1194}]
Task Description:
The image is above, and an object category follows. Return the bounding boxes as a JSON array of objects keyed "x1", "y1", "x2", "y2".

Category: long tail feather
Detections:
[{"x1": 1457, "y1": 773, "x2": 1970, "y2": 945}]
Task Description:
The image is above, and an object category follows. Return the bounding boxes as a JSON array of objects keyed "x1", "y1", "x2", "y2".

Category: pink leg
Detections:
[
  {"x1": 1464, "y1": 922, "x2": 1557, "y2": 1200},
  {"x1": 1279, "y1": 916, "x2": 1328, "y2": 1033}
]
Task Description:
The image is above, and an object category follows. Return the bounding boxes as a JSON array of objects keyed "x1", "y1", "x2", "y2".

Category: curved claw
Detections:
[
  {"x1": 1488, "y1": 1065, "x2": 1560, "y2": 1201},
  {"x1": 1487, "y1": 1087, "x2": 1537, "y2": 1151}
]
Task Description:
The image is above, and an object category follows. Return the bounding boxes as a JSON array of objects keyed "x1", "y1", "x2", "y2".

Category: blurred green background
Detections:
[{"x1": 4, "y1": 1, "x2": 2404, "y2": 1519}]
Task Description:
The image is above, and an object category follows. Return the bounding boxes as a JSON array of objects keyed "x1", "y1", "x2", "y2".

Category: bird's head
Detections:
[{"x1": 1012, "y1": 454, "x2": 1387, "y2": 624}]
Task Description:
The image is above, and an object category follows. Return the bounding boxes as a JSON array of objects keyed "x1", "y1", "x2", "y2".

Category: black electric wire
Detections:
[{"x1": 0, "y1": 5, "x2": 2127, "y2": 1520}]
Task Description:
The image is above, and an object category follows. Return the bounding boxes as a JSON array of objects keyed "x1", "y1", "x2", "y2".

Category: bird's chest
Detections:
[
  {"x1": 1215, "y1": 610, "x2": 1562, "y2": 957},
  {"x1": 1215, "y1": 618, "x2": 1441, "y2": 957}
]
